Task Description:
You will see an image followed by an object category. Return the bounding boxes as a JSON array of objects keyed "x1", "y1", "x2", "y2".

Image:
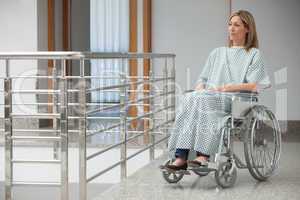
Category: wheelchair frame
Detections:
[{"x1": 160, "y1": 90, "x2": 282, "y2": 188}]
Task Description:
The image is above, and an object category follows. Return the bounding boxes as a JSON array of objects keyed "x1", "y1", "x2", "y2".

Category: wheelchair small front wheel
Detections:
[
  {"x1": 215, "y1": 162, "x2": 237, "y2": 188},
  {"x1": 161, "y1": 160, "x2": 184, "y2": 183}
]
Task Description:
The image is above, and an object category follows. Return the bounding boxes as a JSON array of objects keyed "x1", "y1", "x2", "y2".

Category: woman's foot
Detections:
[
  {"x1": 188, "y1": 156, "x2": 209, "y2": 167},
  {"x1": 165, "y1": 158, "x2": 188, "y2": 171}
]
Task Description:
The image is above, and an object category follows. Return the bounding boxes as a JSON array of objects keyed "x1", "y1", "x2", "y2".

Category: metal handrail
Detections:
[
  {"x1": 0, "y1": 52, "x2": 175, "y2": 59},
  {"x1": 1, "y1": 52, "x2": 176, "y2": 200}
]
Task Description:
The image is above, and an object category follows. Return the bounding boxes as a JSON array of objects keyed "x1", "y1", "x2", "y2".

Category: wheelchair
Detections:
[{"x1": 160, "y1": 90, "x2": 281, "y2": 188}]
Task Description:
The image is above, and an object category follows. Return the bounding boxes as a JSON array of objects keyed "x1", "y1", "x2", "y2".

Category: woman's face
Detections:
[{"x1": 228, "y1": 16, "x2": 249, "y2": 46}]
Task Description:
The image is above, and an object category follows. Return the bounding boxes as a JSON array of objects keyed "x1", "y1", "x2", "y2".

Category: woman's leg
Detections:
[
  {"x1": 193, "y1": 91, "x2": 230, "y2": 160},
  {"x1": 173, "y1": 148, "x2": 189, "y2": 165},
  {"x1": 195, "y1": 151, "x2": 210, "y2": 162},
  {"x1": 167, "y1": 92, "x2": 199, "y2": 161},
  {"x1": 174, "y1": 149, "x2": 210, "y2": 164},
  {"x1": 173, "y1": 149, "x2": 210, "y2": 163},
  {"x1": 165, "y1": 149, "x2": 189, "y2": 170}
]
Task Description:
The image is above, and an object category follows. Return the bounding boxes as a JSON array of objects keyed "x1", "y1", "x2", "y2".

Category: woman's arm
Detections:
[{"x1": 215, "y1": 83, "x2": 257, "y2": 92}]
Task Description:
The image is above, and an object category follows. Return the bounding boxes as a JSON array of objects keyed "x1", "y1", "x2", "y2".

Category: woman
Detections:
[{"x1": 166, "y1": 10, "x2": 271, "y2": 171}]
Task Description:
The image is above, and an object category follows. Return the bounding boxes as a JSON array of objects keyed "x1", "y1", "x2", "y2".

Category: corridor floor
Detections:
[{"x1": 95, "y1": 142, "x2": 300, "y2": 200}]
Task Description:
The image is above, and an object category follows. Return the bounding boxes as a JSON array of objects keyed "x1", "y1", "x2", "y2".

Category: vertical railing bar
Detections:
[
  {"x1": 149, "y1": 58, "x2": 155, "y2": 161},
  {"x1": 53, "y1": 59, "x2": 59, "y2": 160},
  {"x1": 60, "y1": 59, "x2": 69, "y2": 200},
  {"x1": 120, "y1": 58, "x2": 127, "y2": 180},
  {"x1": 79, "y1": 59, "x2": 87, "y2": 200},
  {"x1": 4, "y1": 59, "x2": 12, "y2": 200}
]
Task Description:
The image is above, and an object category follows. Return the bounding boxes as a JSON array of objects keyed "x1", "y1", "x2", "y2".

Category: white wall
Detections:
[
  {"x1": 0, "y1": 0, "x2": 38, "y2": 51},
  {"x1": 153, "y1": 0, "x2": 300, "y2": 120},
  {"x1": 232, "y1": 0, "x2": 300, "y2": 120},
  {"x1": 1, "y1": 0, "x2": 298, "y2": 120},
  {"x1": 0, "y1": 0, "x2": 38, "y2": 114},
  {"x1": 153, "y1": 0, "x2": 229, "y2": 90}
]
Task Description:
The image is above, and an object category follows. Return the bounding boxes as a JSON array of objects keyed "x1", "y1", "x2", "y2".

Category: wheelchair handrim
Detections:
[{"x1": 248, "y1": 106, "x2": 281, "y2": 179}]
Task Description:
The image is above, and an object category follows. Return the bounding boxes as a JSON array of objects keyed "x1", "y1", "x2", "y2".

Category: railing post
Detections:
[
  {"x1": 149, "y1": 58, "x2": 155, "y2": 161},
  {"x1": 4, "y1": 59, "x2": 12, "y2": 200},
  {"x1": 79, "y1": 59, "x2": 87, "y2": 200},
  {"x1": 60, "y1": 59, "x2": 69, "y2": 200},
  {"x1": 53, "y1": 60, "x2": 59, "y2": 160},
  {"x1": 120, "y1": 58, "x2": 127, "y2": 180}
]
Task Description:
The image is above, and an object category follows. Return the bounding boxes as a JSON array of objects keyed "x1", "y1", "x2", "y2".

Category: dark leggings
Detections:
[{"x1": 175, "y1": 148, "x2": 210, "y2": 161}]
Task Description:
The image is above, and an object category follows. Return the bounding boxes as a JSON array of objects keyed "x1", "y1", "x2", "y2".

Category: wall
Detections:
[
  {"x1": 2, "y1": 0, "x2": 299, "y2": 120},
  {"x1": 0, "y1": 0, "x2": 38, "y2": 114},
  {"x1": 232, "y1": 0, "x2": 300, "y2": 120},
  {"x1": 71, "y1": 0, "x2": 90, "y2": 79},
  {"x1": 153, "y1": 0, "x2": 229, "y2": 90},
  {"x1": 153, "y1": 0, "x2": 300, "y2": 120},
  {"x1": 71, "y1": 0, "x2": 90, "y2": 51}
]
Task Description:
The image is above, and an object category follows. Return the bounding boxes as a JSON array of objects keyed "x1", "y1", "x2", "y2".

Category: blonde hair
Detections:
[{"x1": 228, "y1": 10, "x2": 259, "y2": 51}]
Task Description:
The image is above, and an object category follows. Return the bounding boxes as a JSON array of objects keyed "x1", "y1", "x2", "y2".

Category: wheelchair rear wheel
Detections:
[{"x1": 243, "y1": 105, "x2": 281, "y2": 181}]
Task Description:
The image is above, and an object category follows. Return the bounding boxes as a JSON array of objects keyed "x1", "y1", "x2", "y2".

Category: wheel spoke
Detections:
[
  {"x1": 263, "y1": 148, "x2": 268, "y2": 175},
  {"x1": 219, "y1": 172, "x2": 226, "y2": 180},
  {"x1": 260, "y1": 149, "x2": 265, "y2": 174},
  {"x1": 268, "y1": 148, "x2": 275, "y2": 162},
  {"x1": 266, "y1": 148, "x2": 274, "y2": 174},
  {"x1": 172, "y1": 173, "x2": 178, "y2": 180},
  {"x1": 224, "y1": 174, "x2": 230, "y2": 183},
  {"x1": 165, "y1": 171, "x2": 171, "y2": 177},
  {"x1": 255, "y1": 148, "x2": 260, "y2": 167},
  {"x1": 267, "y1": 145, "x2": 276, "y2": 174},
  {"x1": 255, "y1": 146, "x2": 261, "y2": 168},
  {"x1": 256, "y1": 148, "x2": 262, "y2": 170}
]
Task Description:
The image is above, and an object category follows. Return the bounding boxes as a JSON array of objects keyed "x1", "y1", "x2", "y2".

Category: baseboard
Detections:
[{"x1": 280, "y1": 120, "x2": 300, "y2": 142}]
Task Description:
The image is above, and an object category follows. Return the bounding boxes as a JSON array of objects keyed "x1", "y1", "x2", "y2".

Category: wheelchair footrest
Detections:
[{"x1": 189, "y1": 166, "x2": 215, "y2": 173}]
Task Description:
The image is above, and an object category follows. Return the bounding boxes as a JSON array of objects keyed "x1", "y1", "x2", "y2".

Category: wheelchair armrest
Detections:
[
  {"x1": 184, "y1": 89, "x2": 195, "y2": 94},
  {"x1": 183, "y1": 89, "x2": 258, "y2": 95},
  {"x1": 235, "y1": 90, "x2": 258, "y2": 95},
  {"x1": 182, "y1": 89, "x2": 258, "y2": 101},
  {"x1": 230, "y1": 91, "x2": 259, "y2": 102}
]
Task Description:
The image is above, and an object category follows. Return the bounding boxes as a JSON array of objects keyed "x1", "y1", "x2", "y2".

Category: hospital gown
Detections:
[{"x1": 168, "y1": 47, "x2": 271, "y2": 158}]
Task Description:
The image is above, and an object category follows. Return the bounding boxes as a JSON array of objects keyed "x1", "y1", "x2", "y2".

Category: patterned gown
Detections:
[{"x1": 168, "y1": 47, "x2": 271, "y2": 158}]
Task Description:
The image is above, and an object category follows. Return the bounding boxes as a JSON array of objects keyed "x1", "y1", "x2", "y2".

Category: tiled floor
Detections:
[
  {"x1": 94, "y1": 142, "x2": 300, "y2": 200},
  {"x1": 0, "y1": 146, "x2": 164, "y2": 200},
  {"x1": 1, "y1": 142, "x2": 299, "y2": 200}
]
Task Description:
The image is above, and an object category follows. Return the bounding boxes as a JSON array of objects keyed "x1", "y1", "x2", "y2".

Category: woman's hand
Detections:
[
  {"x1": 206, "y1": 85, "x2": 226, "y2": 92},
  {"x1": 195, "y1": 83, "x2": 205, "y2": 91}
]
